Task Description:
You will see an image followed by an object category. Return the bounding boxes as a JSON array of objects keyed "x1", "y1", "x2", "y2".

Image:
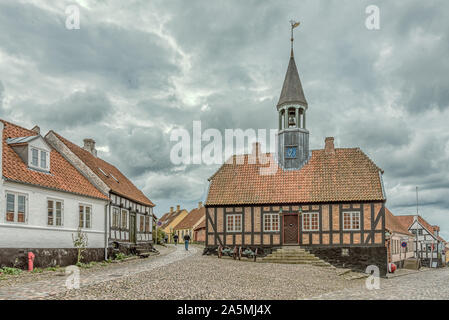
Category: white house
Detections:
[
  {"x1": 45, "y1": 130, "x2": 155, "y2": 254},
  {"x1": 396, "y1": 215, "x2": 446, "y2": 267},
  {"x1": 0, "y1": 119, "x2": 109, "y2": 268}
]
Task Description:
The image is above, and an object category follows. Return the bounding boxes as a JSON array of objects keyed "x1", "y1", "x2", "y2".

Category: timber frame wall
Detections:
[{"x1": 205, "y1": 201, "x2": 386, "y2": 248}]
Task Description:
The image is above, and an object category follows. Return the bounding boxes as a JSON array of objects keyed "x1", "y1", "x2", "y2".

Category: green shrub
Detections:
[
  {"x1": 0, "y1": 267, "x2": 23, "y2": 275},
  {"x1": 114, "y1": 252, "x2": 127, "y2": 261}
]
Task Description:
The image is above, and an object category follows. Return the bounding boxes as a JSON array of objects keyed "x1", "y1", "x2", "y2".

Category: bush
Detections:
[
  {"x1": 114, "y1": 252, "x2": 127, "y2": 261},
  {"x1": 0, "y1": 267, "x2": 23, "y2": 275}
]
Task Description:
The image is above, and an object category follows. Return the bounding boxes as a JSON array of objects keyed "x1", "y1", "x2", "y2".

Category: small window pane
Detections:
[
  {"x1": 56, "y1": 201, "x2": 62, "y2": 226},
  {"x1": 31, "y1": 149, "x2": 39, "y2": 166},
  {"x1": 40, "y1": 151, "x2": 47, "y2": 169},
  {"x1": 79, "y1": 205, "x2": 84, "y2": 228},
  {"x1": 48, "y1": 200, "x2": 54, "y2": 225},
  {"x1": 17, "y1": 195, "x2": 25, "y2": 223},
  {"x1": 85, "y1": 206, "x2": 91, "y2": 228},
  {"x1": 6, "y1": 194, "x2": 15, "y2": 222}
]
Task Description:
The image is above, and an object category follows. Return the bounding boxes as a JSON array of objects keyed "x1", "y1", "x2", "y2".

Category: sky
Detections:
[{"x1": 0, "y1": 1, "x2": 448, "y2": 239}]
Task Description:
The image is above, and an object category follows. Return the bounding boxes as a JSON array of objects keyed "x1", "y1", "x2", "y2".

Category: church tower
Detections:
[{"x1": 277, "y1": 21, "x2": 309, "y2": 170}]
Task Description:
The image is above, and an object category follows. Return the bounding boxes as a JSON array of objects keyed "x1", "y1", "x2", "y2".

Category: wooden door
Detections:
[
  {"x1": 130, "y1": 213, "x2": 136, "y2": 243},
  {"x1": 283, "y1": 214, "x2": 299, "y2": 244}
]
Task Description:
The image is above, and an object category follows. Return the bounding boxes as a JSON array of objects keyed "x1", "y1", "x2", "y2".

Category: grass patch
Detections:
[{"x1": 0, "y1": 267, "x2": 23, "y2": 275}]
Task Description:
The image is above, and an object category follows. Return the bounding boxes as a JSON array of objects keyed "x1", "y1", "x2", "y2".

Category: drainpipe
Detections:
[{"x1": 104, "y1": 202, "x2": 109, "y2": 260}]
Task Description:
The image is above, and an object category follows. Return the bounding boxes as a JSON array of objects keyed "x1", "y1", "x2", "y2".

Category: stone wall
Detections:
[
  {"x1": 0, "y1": 248, "x2": 109, "y2": 269},
  {"x1": 307, "y1": 246, "x2": 388, "y2": 277}
]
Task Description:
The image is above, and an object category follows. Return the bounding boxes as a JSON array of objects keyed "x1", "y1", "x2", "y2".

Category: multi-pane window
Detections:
[
  {"x1": 139, "y1": 215, "x2": 144, "y2": 232},
  {"x1": 264, "y1": 214, "x2": 280, "y2": 232},
  {"x1": 47, "y1": 199, "x2": 63, "y2": 226},
  {"x1": 30, "y1": 148, "x2": 49, "y2": 171},
  {"x1": 343, "y1": 212, "x2": 360, "y2": 230},
  {"x1": 303, "y1": 212, "x2": 319, "y2": 231},
  {"x1": 79, "y1": 204, "x2": 92, "y2": 229},
  {"x1": 6, "y1": 192, "x2": 27, "y2": 223},
  {"x1": 145, "y1": 216, "x2": 150, "y2": 232},
  {"x1": 112, "y1": 207, "x2": 119, "y2": 228},
  {"x1": 121, "y1": 209, "x2": 128, "y2": 229},
  {"x1": 226, "y1": 214, "x2": 242, "y2": 232}
]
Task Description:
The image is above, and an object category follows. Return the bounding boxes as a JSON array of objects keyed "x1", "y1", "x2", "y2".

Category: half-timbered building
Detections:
[
  {"x1": 396, "y1": 215, "x2": 446, "y2": 267},
  {"x1": 384, "y1": 208, "x2": 415, "y2": 267},
  {"x1": 205, "y1": 31, "x2": 389, "y2": 275},
  {"x1": 45, "y1": 131, "x2": 155, "y2": 254}
]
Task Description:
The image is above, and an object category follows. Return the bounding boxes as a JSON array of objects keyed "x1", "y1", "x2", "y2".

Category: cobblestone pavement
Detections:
[
  {"x1": 52, "y1": 249, "x2": 365, "y2": 300},
  {"x1": 0, "y1": 244, "x2": 193, "y2": 300},
  {"x1": 311, "y1": 267, "x2": 449, "y2": 300}
]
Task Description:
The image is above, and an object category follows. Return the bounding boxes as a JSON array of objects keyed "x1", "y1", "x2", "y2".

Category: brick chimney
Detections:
[
  {"x1": 176, "y1": 205, "x2": 180, "y2": 212},
  {"x1": 170, "y1": 206, "x2": 174, "y2": 213},
  {"x1": 324, "y1": 137, "x2": 335, "y2": 155},
  {"x1": 31, "y1": 125, "x2": 40, "y2": 135},
  {"x1": 198, "y1": 201, "x2": 203, "y2": 209},
  {"x1": 83, "y1": 138, "x2": 97, "y2": 157}
]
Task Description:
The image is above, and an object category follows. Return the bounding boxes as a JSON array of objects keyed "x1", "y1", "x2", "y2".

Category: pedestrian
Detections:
[
  {"x1": 184, "y1": 233, "x2": 191, "y2": 251},
  {"x1": 164, "y1": 234, "x2": 168, "y2": 244},
  {"x1": 173, "y1": 234, "x2": 179, "y2": 246}
]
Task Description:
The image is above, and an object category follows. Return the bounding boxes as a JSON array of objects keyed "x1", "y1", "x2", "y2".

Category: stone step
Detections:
[
  {"x1": 267, "y1": 253, "x2": 318, "y2": 258},
  {"x1": 264, "y1": 256, "x2": 320, "y2": 261}
]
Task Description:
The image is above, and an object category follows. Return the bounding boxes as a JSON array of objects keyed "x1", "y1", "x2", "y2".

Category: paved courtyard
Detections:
[{"x1": 0, "y1": 244, "x2": 448, "y2": 300}]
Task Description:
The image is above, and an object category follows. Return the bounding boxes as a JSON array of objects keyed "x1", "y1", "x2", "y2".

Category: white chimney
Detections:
[
  {"x1": 83, "y1": 138, "x2": 97, "y2": 157},
  {"x1": 198, "y1": 201, "x2": 203, "y2": 209}
]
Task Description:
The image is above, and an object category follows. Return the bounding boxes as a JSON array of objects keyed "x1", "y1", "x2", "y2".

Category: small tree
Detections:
[{"x1": 72, "y1": 228, "x2": 88, "y2": 266}]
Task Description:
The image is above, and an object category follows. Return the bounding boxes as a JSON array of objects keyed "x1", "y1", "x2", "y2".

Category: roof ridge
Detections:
[{"x1": 1, "y1": 118, "x2": 37, "y2": 136}]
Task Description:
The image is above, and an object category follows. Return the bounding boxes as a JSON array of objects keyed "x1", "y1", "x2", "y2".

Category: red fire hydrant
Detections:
[{"x1": 27, "y1": 252, "x2": 35, "y2": 272}]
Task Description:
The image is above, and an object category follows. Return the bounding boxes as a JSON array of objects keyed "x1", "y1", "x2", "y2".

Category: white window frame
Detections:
[
  {"x1": 79, "y1": 204, "x2": 92, "y2": 229},
  {"x1": 263, "y1": 213, "x2": 280, "y2": 232},
  {"x1": 47, "y1": 198, "x2": 64, "y2": 227},
  {"x1": 5, "y1": 191, "x2": 28, "y2": 224},
  {"x1": 29, "y1": 147, "x2": 49, "y2": 171},
  {"x1": 226, "y1": 214, "x2": 242, "y2": 232},
  {"x1": 302, "y1": 212, "x2": 319, "y2": 231},
  {"x1": 342, "y1": 211, "x2": 361, "y2": 231}
]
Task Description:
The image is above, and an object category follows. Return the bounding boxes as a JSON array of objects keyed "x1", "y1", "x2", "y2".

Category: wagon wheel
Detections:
[
  {"x1": 218, "y1": 245, "x2": 222, "y2": 259},
  {"x1": 233, "y1": 246, "x2": 237, "y2": 260},
  {"x1": 253, "y1": 248, "x2": 258, "y2": 262},
  {"x1": 238, "y1": 246, "x2": 242, "y2": 260}
]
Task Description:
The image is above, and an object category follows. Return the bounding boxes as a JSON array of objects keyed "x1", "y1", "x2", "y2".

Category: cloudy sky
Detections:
[{"x1": 1, "y1": 1, "x2": 448, "y2": 239}]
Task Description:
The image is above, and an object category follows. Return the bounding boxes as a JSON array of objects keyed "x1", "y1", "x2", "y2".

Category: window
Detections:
[
  {"x1": 47, "y1": 199, "x2": 63, "y2": 226},
  {"x1": 79, "y1": 204, "x2": 92, "y2": 229},
  {"x1": 121, "y1": 209, "x2": 128, "y2": 229},
  {"x1": 5, "y1": 192, "x2": 27, "y2": 223},
  {"x1": 145, "y1": 216, "x2": 150, "y2": 232},
  {"x1": 139, "y1": 215, "x2": 144, "y2": 232},
  {"x1": 264, "y1": 214, "x2": 280, "y2": 232},
  {"x1": 112, "y1": 207, "x2": 119, "y2": 228},
  {"x1": 303, "y1": 212, "x2": 319, "y2": 231},
  {"x1": 30, "y1": 148, "x2": 49, "y2": 171},
  {"x1": 226, "y1": 214, "x2": 242, "y2": 232},
  {"x1": 418, "y1": 229, "x2": 423, "y2": 236},
  {"x1": 31, "y1": 148, "x2": 39, "y2": 166},
  {"x1": 343, "y1": 212, "x2": 360, "y2": 230}
]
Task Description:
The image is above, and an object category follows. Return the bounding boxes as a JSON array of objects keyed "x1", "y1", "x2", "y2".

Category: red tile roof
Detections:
[
  {"x1": 159, "y1": 209, "x2": 184, "y2": 229},
  {"x1": 194, "y1": 219, "x2": 206, "y2": 231},
  {"x1": 206, "y1": 148, "x2": 385, "y2": 205},
  {"x1": 395, "y1": 215, "x2": 445, "y2": 242},
  {"x1": 1, "y1": 119, "x2": 108, "y2": 200},
  {"x1": 50, "y1": 131, "x2": 154, "y2": 207},
  {"x1": 385, "y1": 208, "x2": 414, "y2": 236},
  {"x1": 174, "y1": 206, "x2": 205, "y2": 230}
]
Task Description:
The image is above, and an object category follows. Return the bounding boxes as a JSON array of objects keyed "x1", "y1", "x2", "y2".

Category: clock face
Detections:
[{"x1": 285, "y1": 147, "x2": 297, "y2": 159}]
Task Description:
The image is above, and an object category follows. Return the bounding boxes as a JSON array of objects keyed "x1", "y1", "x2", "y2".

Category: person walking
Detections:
[
  {"x1": 173, "y1": 234, "x2": 179, "y2": 246},
  {"x1": 184, "y1": 233, "x2": 191, "y2": 251},
  {"x1": 164, "y1": 234, "x2": 168, "y2": 244}
]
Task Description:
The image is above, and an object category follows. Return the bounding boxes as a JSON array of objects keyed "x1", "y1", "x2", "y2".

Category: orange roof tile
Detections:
[
  {"x1": 1, "y1": 119, "x2": 108, "y2": 200},
  {"x1": 51, "y1": 131, "x2": 154, "y2": 207},
  {"x1": 385, "y1": 208, "x2": 414, "y2": 236},
  {"x1": 194, "y1": 219, "x2": 206, "y2": 231},
  {"x1": 174, "y1": 206, "x2": 205, "y2": 230},
  {"x1": 206, "y1": 148, "x2": 385, "y2": 205}
]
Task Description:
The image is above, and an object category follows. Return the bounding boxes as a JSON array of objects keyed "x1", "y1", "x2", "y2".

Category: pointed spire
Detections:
[{"x1": 277, "y1": 21, "x2": 307, "y2": 109}]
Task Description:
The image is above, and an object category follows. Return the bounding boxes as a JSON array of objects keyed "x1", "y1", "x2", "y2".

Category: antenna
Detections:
[{"x1": 416, "y1": 186, "x2": 419, "y2": 216}]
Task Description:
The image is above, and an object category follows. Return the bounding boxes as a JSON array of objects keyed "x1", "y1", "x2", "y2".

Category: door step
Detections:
[{"x1": 260, "y1": 246, "x2": 332, "y2": 267}]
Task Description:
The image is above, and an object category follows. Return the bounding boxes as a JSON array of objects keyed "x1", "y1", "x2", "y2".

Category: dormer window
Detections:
[{"x1": 29, "y1": 147, "x2": 49, "y2": 171}]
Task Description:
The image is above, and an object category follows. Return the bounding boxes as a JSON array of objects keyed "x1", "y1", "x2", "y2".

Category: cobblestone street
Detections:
[{"x1": 1, "y1": 244, "x2": 448, "y2": 300}]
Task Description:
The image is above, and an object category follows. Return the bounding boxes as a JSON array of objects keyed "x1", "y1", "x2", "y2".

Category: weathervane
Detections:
[{"x1": 289, "y1": 20, "x2": 300, "y2": 57}]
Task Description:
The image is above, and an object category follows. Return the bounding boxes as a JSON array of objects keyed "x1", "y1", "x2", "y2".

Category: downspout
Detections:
[{"x1": 104, "y1": 201, "x2": 109, "y2": 260}]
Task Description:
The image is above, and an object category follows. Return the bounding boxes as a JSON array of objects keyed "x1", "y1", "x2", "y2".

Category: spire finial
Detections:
[{"x1": 289, "y1": 20, "x2": 300, "y2": 57}]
